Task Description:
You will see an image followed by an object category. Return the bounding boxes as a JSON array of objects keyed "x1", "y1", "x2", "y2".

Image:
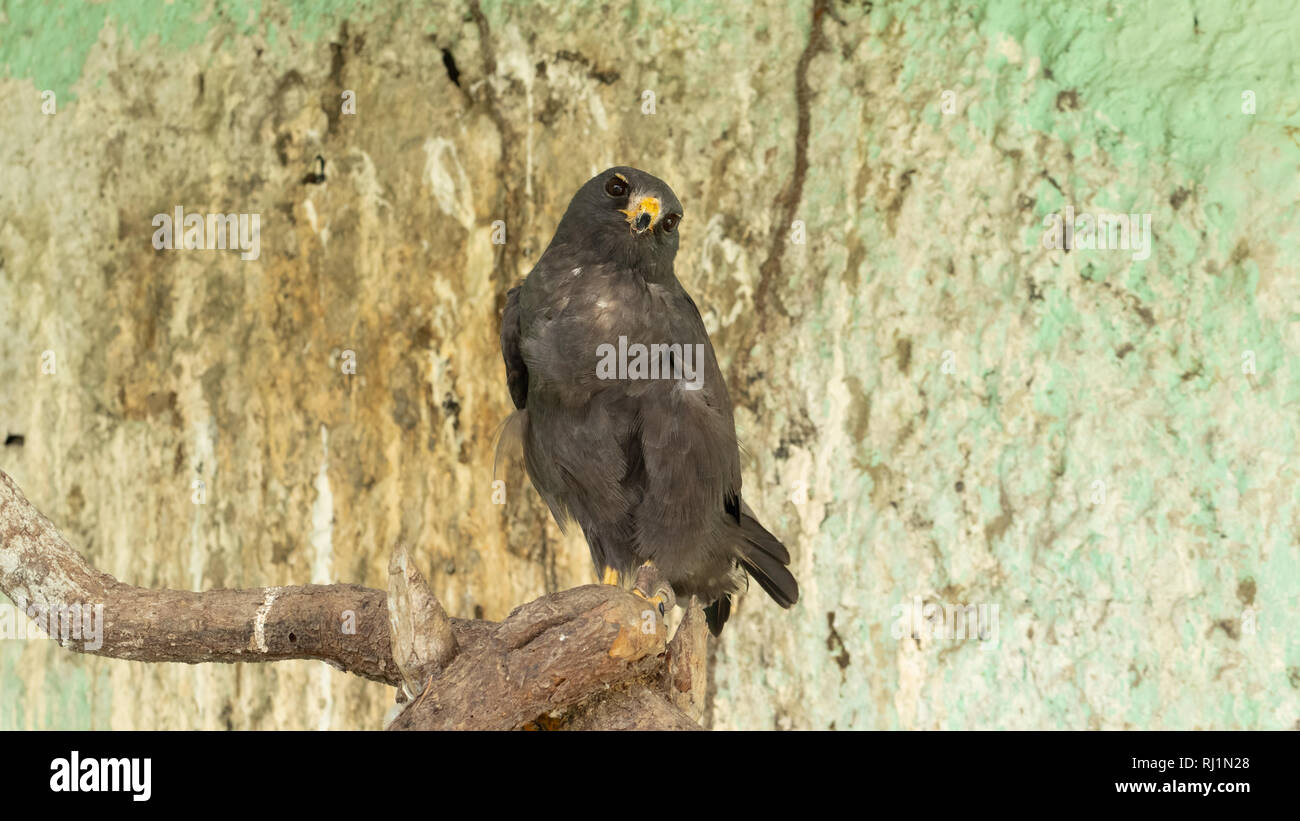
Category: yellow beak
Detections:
[{"x1": 620, "y1": 196, "x2": 661, "y2": 233}]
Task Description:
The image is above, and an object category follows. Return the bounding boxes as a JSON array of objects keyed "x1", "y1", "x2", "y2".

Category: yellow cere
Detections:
[{"x1": 621, "y1": 195, "x2": 661, "y2": 226}]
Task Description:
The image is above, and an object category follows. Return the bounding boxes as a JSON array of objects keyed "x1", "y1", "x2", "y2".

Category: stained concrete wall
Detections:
[{"x1": 1, "y1": 0, "x2": 1296, "y2": 729}]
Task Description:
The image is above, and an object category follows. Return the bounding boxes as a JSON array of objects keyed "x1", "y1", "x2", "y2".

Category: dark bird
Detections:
[{"x1": 499, "y1": 166, "x2": 798, "y2": 635}]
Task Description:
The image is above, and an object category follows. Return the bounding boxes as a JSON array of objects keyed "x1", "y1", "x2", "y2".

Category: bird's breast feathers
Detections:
[{"x1": 522, "y1": 269, "x2": 719, "y2": 402}]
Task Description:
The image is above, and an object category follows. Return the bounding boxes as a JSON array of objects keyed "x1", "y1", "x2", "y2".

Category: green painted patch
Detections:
[{"x1": 0, "y1": 0, "x2": 391, "y2": 100}]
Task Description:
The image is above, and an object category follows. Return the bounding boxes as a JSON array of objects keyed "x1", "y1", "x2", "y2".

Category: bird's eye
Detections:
[
  {"x1": 605, "y1": 176, "x2": 629, "y2": 197},
  {"x1": 661, "y1": 213, "x2": 680, "y2": 233}
]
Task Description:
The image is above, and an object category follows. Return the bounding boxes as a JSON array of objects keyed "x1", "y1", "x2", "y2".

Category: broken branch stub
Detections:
[{"x1": 387, "y1": 543, "x2": 458, "y2": 699}]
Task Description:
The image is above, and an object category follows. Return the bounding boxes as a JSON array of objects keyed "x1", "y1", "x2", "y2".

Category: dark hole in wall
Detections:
[
  {"x1": 441, "y1": 48, "x2": 461, "y2": 87},
  {"x1": 3, "y1": 434, "x2": 23, "y2": 447},
  {"x1": 301, "y1": 155, "x2": 326, "y2": 185}
]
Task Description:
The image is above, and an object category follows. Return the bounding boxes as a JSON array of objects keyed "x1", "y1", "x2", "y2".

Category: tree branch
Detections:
[{"x1": 0, "y1": 468, "x2": 704, "y2": 730}]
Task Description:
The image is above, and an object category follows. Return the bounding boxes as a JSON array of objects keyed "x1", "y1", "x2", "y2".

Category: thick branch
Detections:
[
  {"x1": 0, "y1": 469, "x2": 489, "y2": 685},
  {"x1": 388, "y1": 584, "x2": 671, "y2": 730},
  {"x1": 564, "y1": 683, "x2": 703, "y2": 731}
]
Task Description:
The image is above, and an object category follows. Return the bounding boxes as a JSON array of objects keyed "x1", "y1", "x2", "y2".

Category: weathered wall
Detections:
[{"x1": 1, "y1": 0, "x2": 1297, "y2": 729}]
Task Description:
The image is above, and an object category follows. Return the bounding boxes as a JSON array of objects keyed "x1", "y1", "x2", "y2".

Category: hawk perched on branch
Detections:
[{"x1": 499, "y1": 166, "x2": 798, "y2": 635}]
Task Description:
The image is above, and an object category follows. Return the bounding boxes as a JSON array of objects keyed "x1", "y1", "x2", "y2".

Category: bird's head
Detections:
[{"x1": 551, "y1": 166, "x2": 684, "y2": 279}]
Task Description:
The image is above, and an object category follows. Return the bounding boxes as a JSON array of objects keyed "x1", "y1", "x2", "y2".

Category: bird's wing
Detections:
[
  {"x1": 508, "y1": 264, "x2": 639, "y2": 548},
  {"x1": 494, "y1": 285, "x2": 531, "y2": 484},
  {"x1": 635, "y1": 290, "x2": 798, "y2": 612},
  {"x1": 632, "y1": 289, "x2": 742, "y2": 556},
  {"x1": 501, "y1": 285, "x2": 529, "y2": 409}
]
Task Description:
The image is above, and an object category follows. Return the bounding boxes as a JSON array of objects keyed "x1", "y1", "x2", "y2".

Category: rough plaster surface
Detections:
[{"x1": 1, "y1": 0, "x2": 1297, "y2": 729}]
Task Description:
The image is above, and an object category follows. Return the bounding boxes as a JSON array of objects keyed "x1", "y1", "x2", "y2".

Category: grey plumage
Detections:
[{"x1": 499, "y1": 166, "x2": 798, "y2": 635}]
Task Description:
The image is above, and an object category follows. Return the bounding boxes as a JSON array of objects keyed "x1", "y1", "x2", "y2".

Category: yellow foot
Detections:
[
  {"x1": 632, "y1": 561, "x2": 677, "y2": 616},
  {"x1": 600, "y1": 566, "x2": 622, "y2": 586},
  {"x1": 523, "y1": 712, "x2": 567, "y2": 731}
]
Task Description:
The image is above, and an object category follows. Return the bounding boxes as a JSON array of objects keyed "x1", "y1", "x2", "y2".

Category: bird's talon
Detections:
[
  {"x1": 632, "y1": 580, "x2": 675, "y2": 616},
  {"x1": 632, "y1": 586, "x2": 665, "y2": 607}
]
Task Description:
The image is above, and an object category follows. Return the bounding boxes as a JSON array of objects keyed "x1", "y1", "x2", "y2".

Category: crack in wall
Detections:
[
  {"x1": 468, "y1": 0, "x2": 526, "y2": 311},
  {"x1": 754, "y1": 0, "x2": 831, "y2": 321}
]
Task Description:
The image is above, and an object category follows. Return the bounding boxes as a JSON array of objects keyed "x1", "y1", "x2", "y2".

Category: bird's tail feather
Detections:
[
  {"x1": 737, "y1": 513, "x2": 799, "y2": 609},
  {"x1": 704, "y1": 595, "x2": 731, "y2": 637}
]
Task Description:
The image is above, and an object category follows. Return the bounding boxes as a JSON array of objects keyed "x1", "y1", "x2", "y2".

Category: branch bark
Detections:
[{"x1": 0, "y1": 469, "x2": 704, "y2": 730}]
